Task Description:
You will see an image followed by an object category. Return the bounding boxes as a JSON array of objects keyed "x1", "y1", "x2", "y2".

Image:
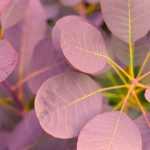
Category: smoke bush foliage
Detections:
[{"x1": 1, "y1": 0, "x2": 150, "y2": 149}]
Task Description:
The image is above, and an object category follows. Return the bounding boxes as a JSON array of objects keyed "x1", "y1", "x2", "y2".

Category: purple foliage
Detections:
[{"x1": 0, "y1": 0, "x2": 150, "y2": 149}]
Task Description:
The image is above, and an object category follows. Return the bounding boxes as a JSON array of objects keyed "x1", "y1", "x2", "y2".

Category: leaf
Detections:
[
  {"x1": 35, "y1": 70, "x2": 103, "y2": 138},
  {"x1": 0, "y1": 40, "x2": 18, "y2": 82},
  {"x1": 86, "y1": 0, "x2": 100, "y2": 3},
  {"x1": 5, "y1": 23, "x2": 22, "y2": 51},
  {"x1": 100, "y1": 0, "x2": 150, "y2": 42},
  {"x1": 19, "y1": 0, "x2": 47, "y2": 69},
  {"x1": 77, "y1": 111, "x2": 142, "y2": 150},
  {"x1": 8, "y1": 110, "x2": 44, "y2": 149},
  {"x1": 27, "y1": 36, "x2": 68, "y2": 94},
  {"x1": 52, "y1": 15, "x2": 84, "y2": 51},
  {"x1": 31, "y1": 136, "x2": 77, "y2": 150},
  {"x1": 60, "y1": 0, "x2": 81, "y2": 6},
  {"x1": 135, "y1": 115, "x2": 150, "y2": 150},
  {"x1": 0, "y1": 106, "x2": 20, "y2": 131},
  {"x1": 88, "y1": 12, "x2": 103, "y2": 27},
  {"x1": 0, "y1": 132, "x2": 10, "y2": 149},
  {"x1": 53, "y1": 15, "x2": 107, "y2": 75},
  {"x1": 144, "y1": 88, "x2": 150, "y2": 102},
  {"x1": 4, "y1": 0, "x2": 47, "y2": 73},
  {"x1": 1, "y1": 0, "x2": 30, "y2": 30},
  {"x1": 43, "y1": 3, "x2": 60, "y2": 19},
  {"x1": 0, "y1": 0, "x2": 10, "y2": 15},
  {"x1": 7, "y1": 110, "x2": 77, "y2": 149},
  {"x1": 109, "y1": 35, "x2": 150, "y2": 66}
]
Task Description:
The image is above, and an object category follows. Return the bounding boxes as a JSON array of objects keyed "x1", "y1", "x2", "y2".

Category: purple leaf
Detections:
[
  {"x1": 8, "y1": 110, "x2": 44, "y2": 149},
  {"x1": 0, "y1": 0, "x2": 11, "y2": 14},
  {"x1": 88, "y1": 12, "x2": 103, "y2": 28},
  {"x1": 85, "y1": 0, "x2": 100, "y2": 3},
  {"x1": 0, "y1": 106, "x2": 20, "y2": 131},
  {"x1": 35, "y1": 70, "x2": 103, "y2": 138},
  {"x1": 77, "y1": 111, "x2": 142, "y2": 150},
  {"x1": 27, "y1": 36, "x2": 68, "y2": 94},
  {"x1": 4, "y1": 0, "x2": 47, "y2": 73},
  {"x1": 52, "y1": 15, "x2": 84, "y2": 51},
  {"x1": 0, "y1": 40, "x2": 17, "y2": 82},
  {"x1": 19, "y1": 0, "x2": 47, "y2": 69},
  {"x1": 100, "y1": 0, "x2": 150, "y2": 42},
  {"x1": 144, "y1": 88, "x2": 150, "y2": 102},
  {"x1": 43, "y1": 3, "x2": 60, "y2": 19},
  {"x1": 53, "y1": 15, "x2": 107, "y2": 75},
  {"x1": 0, "y1": 132, "x2": 10, "y2": 149},
  {"x1": 60, "y1": 0, "x2": 81, "y2": 6},
  {"x1": 135, "y1": 115, "x2": 150, "y2": 150},
  {"x1": 109, "y1": 35, "x2": 150, "y2": 66},
  {"x1": 5, "y1": 23, "x2": 22, "y2": 51},
  {"x1": 1, "y1": 0, "x2": 30, "y2": 30},
  {"x1": 30, "y1": 136, "x2": 77, "y2": 150}
]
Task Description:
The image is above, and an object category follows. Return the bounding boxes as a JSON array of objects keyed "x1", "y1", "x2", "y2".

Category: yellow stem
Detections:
[
  {"x1": 137, "y1": 83, "x2": 150, "y2": 89},
  {"x1": 132, "y1": 91, "x2": 150, "y2": 128},
  {"x1": 106, "y1": 85, "x2": 134, "y2": 150},
  {"x1": 113, "y1": 99, "x2": 123, "y2": 111},
  {"x1": 12, "y1": 61, "x2": 65, "y2": 91},
  {"x1": 67, "y1": 84, "x2": 128, "y2": 107},
  {"x1": 73, "y1": 44, "x2": 132, "y2": 82},
  {"x1": 84, "y1": 50, "x2": 132, "y2": 81},
  {"x1": 128, "y1": 0, "x2": 134, "y2": 78},
  {"x1": 138, "y1": 71, "x2": 150, "y2": 81},
  {"x1": 137, "y1": 52, "x2": 150, "y2": 77}
]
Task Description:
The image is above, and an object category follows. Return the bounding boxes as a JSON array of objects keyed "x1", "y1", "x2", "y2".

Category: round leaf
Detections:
[
  {"x1": 77, "y1": 111, "x2": 142, "y2": 150},
  {"x1": 35, "y1": 70, "x2": 103, "y2": 138},
  {"x1": 100, "y1": 0, "x2": 150, "y2": 42},
  {"x1": 144, "y1": 88, "x2": 150, "y2": 102},
  {"x1": 52, "y1": 15, "x2": 107, "y2": 75}
]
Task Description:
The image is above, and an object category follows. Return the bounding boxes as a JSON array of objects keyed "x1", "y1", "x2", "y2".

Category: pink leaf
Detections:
[
  {"x1": 35, "y1": 70, "x2": 103, "y2": 138},
  {"x1": 8, "y1": 110, "x2": 44, "y2": 149},
  {"x1": 19, "y1": 0, "x2": 47, "y2": 69},
  {"x1": 109, "y1": 35, "x2": 150, "y2": 66},
  {"x1": 135, "y1": 115, "x2": 150, "y2": 150},
  {"x1": 53, "y1": 15, "x2": 107, "y2": 75},
  {"x1": 77, "y1": 111, "x2": 142, "y2": 150},
  {"x1": 1, "y1": 0, "x2": 30, "y2": 29},
  {"x1": 0, "y1": 40, "x2": 17, "y2": 82},
  {"x1": 0, "y1": 0, "x2": 11, "y2": 15},
  {"x1": 144, "y1": 88, "x2": 150, "y2": 102},
  {"x1": 60, "y1": 0, "x2": 81, "y2": 6},
  {"x1": 86, "y1": 0, "x2": 100, "y2": 3},
  {"x1": 100, "y1": 0, "x2": 150, "y2": 42},
  {"x1": 27, "y1": 37, "x2": 68, "y2": 94}
]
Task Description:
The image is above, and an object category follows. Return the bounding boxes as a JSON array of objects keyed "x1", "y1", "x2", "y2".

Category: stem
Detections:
[
  {"x1": 84, "y1": 50, "x2": 132, "y2": 81},
  {"x1": 1, "y1": 81, "x2": 23, "y2": 111},
  {"x1": 137, "y1": 52, "x2": 150, "y2": 77},
  {"x1": 106, "y1": 85, "x2": 134, "y2": 150},
  {"x1": 128, "y1": 0, "x2": 134, "y2": 78},
  {"x1": 137, "y1": 83, "x2": 150, "y2": 89},
  {"x1": 102, "y1": 92, "x2": 121, "y2": 99},
  {"x1": 67, "y1": 84, "x2": 128, "y2": 107},
  {"x1": 0, "y1": 25, "x2": 4, "y2": 39},
  {"x1": 113, "y1": 100, "x2": 123, "y2": 111},
  {"x1": 75, "y1": 44, "x2": 132, "y2": 82},
  {"x1": 132, "y1": 91, "x2": 150, "y2": 128},
  {"x1": 138, "y1": 71, "x2": 150, "y2": 81},
  {"x1": 12, "y1": 61, "x2": 65, "y2": 91},
  {"x1": 74, "y1": 2, "x2": 86, "y2": 16}
]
